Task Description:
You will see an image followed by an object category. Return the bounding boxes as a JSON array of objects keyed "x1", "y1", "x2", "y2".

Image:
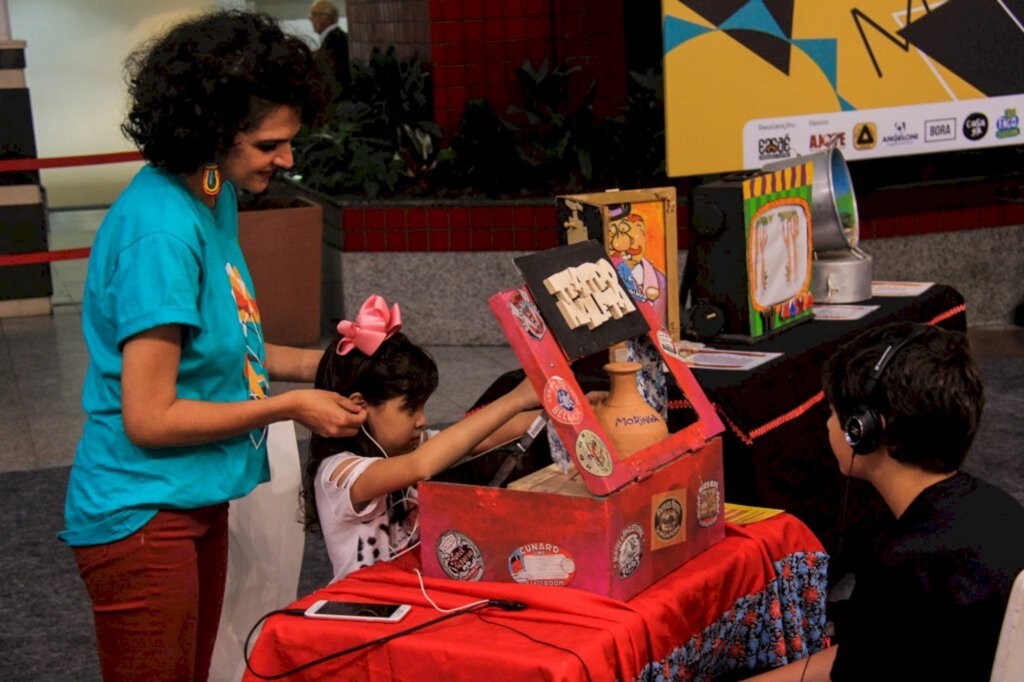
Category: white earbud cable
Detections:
[
  {"x1": 360, "y1": 425, "x2": 422, "y2": 558},
  {"x1": 413, "y1": 568, "x2": 488, "y2": 613}
]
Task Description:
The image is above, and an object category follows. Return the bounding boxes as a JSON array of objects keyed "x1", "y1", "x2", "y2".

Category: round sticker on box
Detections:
[
  {"x1": 543, "y1": 376, "x2": 583, "y2": 425},
  {"x1": 574, "y1": 429, "x2": 613, "y2": 477},
  {"x1": 436, "y1": 530, "x2": 485, "y2": 581},
  {"x1": 508, "y1": 288, "x2": 546, "y2": 341},
  {"x1": 654, "y1": 497, "x2": 683, "y2": 541},
  {"x1": 697, "y1": 480, "x2": 722, "y2": 528},
  {"x1": 613, "y1": 523, "x2": 644, "y2": 579},
  {"x1": 508, "y1": 543, "x2": 577, "y2": 586}
]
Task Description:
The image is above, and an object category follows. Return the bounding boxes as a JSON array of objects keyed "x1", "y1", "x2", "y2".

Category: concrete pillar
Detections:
[{"x1": 0, "y1": 20, "x2": 52, "y2": 318}]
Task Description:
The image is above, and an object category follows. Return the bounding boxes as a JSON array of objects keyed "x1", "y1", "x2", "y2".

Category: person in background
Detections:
[
  {"x1": 309, "y1": 0, "x2": 351, "y2": 92},
  {"x1": 61, "y1": 11, "x2": 365, "y2": 681},
  {"x1": 751, "y1": 322, "x2": 1024, "y2": 681}
]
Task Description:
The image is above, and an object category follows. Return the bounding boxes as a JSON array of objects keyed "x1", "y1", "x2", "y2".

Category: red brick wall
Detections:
[
  {"x1": 332, "y1": 197, "x2": 1019, "y2": 252},
  {"x1": 339, "y1": 203, "x2": 560, "y2": 251},
  {"x1": 430, "y1": 0, "x2": 627, "y2": 131},
  {"x1": 858, "y1": 194, "x2": 1024, "y2": 240},
  {"x1": 347, "y1": 0, "x2": 432, "y2": 62}
]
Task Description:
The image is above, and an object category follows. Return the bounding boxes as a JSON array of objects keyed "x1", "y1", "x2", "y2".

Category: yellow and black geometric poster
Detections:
[{"x1": 663, "y1": 0, "x2": 1024, "y2": 176}]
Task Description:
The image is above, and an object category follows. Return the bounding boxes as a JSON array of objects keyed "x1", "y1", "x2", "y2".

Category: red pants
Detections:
[{"x1": 72, "y1": 504, "x2": 229, "y2": 682}]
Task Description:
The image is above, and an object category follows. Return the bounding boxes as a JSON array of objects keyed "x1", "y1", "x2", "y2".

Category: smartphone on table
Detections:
[{"x1": 304, "y1": 599, "x2": 411, "y2": 623}]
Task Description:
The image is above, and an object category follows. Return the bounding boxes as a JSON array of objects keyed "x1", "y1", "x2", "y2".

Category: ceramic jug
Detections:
[{"x1": 594, "y1": 361, "x2": 669, "y2": 460}]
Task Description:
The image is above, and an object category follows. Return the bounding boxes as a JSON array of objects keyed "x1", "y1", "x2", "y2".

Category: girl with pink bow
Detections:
[{"x1": 301, "y1": 295, "x2": 541, "y2": 581}]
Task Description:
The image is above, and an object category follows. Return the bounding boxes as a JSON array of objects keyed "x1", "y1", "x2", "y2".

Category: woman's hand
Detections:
[
  {"x1": 585, "y1": 390, "x2": 608, "y2": 407},
  {"x1": 287, "y1": 390, "x2": 366, "y2": 438}
]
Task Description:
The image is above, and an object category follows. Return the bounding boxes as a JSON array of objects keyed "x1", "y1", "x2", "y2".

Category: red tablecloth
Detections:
[{"x1": 244, "y1": 513, "x2": 827, "y2": 681}]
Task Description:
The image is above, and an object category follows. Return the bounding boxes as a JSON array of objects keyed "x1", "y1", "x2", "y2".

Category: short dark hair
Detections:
[
  {"x1": 822, "y1": 322, "x2": 984, "y2": 473},
  {"x1": 300, "y1": 332, "x2": 439, "y2": 533},
  {"x1": 122, "y1": 10, "x2": 328, "y2": 174}
]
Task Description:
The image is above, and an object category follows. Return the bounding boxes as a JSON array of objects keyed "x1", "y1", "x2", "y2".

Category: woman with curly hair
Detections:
[{"x1": 60, "y1": 11, "x2": 365, "y2": 680}]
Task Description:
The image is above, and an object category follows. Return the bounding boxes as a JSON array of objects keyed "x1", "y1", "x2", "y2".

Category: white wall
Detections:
[
  {"x1": 9, "y1": 1, "x2": 208, "y2": 207},
  {"x1": 7, "y1": 0, "x2": 344, "y2": 208},
  {"x1": 0, "y1": 1, "x2": 11, "y2": 40}
]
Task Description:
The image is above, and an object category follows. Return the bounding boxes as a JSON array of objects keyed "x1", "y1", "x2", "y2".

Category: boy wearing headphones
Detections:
[{"x1": 753, "y1": 322, "x2": 1024, "y2": 681}]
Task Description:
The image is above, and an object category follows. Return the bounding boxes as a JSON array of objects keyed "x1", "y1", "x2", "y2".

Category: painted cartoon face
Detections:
[
  {"x1": 607, "y1": 214, "x2": 647, "y2": 267},
  {"x1": 366, "y1": 396, "x2": 428, "y2": 456}
]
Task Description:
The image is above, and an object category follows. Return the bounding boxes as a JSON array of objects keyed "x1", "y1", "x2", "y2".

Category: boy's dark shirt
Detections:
[{"x1": 831, "y1": 472, "x2": 1024, "y2": 681}]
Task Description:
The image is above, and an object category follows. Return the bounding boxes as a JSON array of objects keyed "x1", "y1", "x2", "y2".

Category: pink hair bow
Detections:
[{"x1": 336, "y1": 295, "x2": 403, "y2": 356}]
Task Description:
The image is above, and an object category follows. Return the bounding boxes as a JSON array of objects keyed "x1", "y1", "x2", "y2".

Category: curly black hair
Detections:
[
  {"x1": 300, "y1": 332, "x2": 439, "y2": 534},
  {"x1": 823, "y1": 322, "x2": 985, "y2": 473},
  {"x1": 122, "y1": 10, "x2": 329, "y2": 174}
]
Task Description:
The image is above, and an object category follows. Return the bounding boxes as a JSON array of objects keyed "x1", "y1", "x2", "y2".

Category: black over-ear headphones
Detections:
[{"x1": 843, "y1": 326, "x2": 929, "y2": 455}]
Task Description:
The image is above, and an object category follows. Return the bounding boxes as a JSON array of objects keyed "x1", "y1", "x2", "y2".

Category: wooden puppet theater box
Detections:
[{"x1": 419, "y1": 242, "x2": 726, "y2": 601}]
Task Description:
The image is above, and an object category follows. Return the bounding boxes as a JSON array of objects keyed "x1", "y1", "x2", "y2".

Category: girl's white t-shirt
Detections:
[{"x1": 315, "y1": 430, "x2": 436, "y2": 583}]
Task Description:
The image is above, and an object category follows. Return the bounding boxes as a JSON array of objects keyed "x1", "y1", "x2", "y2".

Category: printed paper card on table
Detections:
[{"x1": 872, "y1": 281, "x2": 934, "y2": 297}]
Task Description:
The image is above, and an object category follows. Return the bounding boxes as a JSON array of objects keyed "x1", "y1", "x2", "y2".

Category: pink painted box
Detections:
[{"x1": 419, "y1": 275, "x2": 727, "y2": 600}]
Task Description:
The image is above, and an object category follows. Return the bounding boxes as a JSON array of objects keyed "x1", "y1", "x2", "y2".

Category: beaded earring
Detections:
[{"x1": 202, "y1": 163, "x2": 221, "y2": 197}]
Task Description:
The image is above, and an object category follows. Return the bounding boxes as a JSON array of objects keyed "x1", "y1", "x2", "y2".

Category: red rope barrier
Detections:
[
  {"x1": 0, "y1": 151, "x2": 140, "y2": 265},
  {"x1": 0, "y1": 151, "x2": 143, "y2": 173},
  {"x1": 0, "y1": 247, "x2": 91, "y2": 266}
]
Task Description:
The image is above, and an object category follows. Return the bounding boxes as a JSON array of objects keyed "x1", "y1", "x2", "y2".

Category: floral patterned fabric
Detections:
[{"x1": 638, "y1": 551, "x2": 829, "y2": 681}]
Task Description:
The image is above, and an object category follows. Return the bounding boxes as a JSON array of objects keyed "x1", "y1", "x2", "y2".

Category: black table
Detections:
[{"x1": 685, "y1": 284, "x2": 966, "y2": 576}]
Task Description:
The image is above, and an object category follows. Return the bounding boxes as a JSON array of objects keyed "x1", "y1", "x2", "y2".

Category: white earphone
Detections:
[{"x1": 360, "y1": 425, "x2": 421, "y2": 558}]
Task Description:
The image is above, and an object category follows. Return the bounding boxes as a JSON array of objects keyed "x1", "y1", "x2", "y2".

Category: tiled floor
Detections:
[{"x1": 3, "y1": 209, "x2": 1022, "y2": 475}]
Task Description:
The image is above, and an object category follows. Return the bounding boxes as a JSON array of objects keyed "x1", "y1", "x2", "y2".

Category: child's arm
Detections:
[
  {"x1": 471, "y1": 410, "x2": 542, "y2": 455},
  {"x1": 346, "y1": 379, "x2": 539, "y2": 506},
  {"x1": 469, "y1": 390, "x2": 606, "y2": 455}
]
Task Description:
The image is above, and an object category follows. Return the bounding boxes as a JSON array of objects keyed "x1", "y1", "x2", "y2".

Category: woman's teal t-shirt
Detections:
[{"x1": 61, "y1": 165, "x2": 271, "y2": 547}]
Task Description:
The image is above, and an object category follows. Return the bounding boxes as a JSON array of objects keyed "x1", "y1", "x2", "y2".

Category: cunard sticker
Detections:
[
  {"x1": 697, "y1": 480, "x2": 722, "y2": 528},
  {"x1": 436, "y1": 530, "x2": 485, "y2": 581},
  {"x1": 543, "y1": 376, "x2": 584, "y2": 425},
  {"x1": 508, "y1": 543, "x2": 577, "y2": 586},
  {"x1": 651, "y1": 490, "x2": 686, "y2": 550},
  {"x1": 574, "y1": 429, "x2": 613, "y2": 477},
  {"x1": 508, "y1": 287, "x2": 546, "y2": 341},
  {"x1": 613, "y1": 523, "x2": 644, "y2": 579},
  {"x1": 656, "y1": 329, "x2": 681, "y2": 361}
]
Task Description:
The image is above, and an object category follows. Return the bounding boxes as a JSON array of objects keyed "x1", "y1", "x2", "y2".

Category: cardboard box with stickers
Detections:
[{"x1": 419, "y1": 241, "x2": 726, "y2": 600}]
